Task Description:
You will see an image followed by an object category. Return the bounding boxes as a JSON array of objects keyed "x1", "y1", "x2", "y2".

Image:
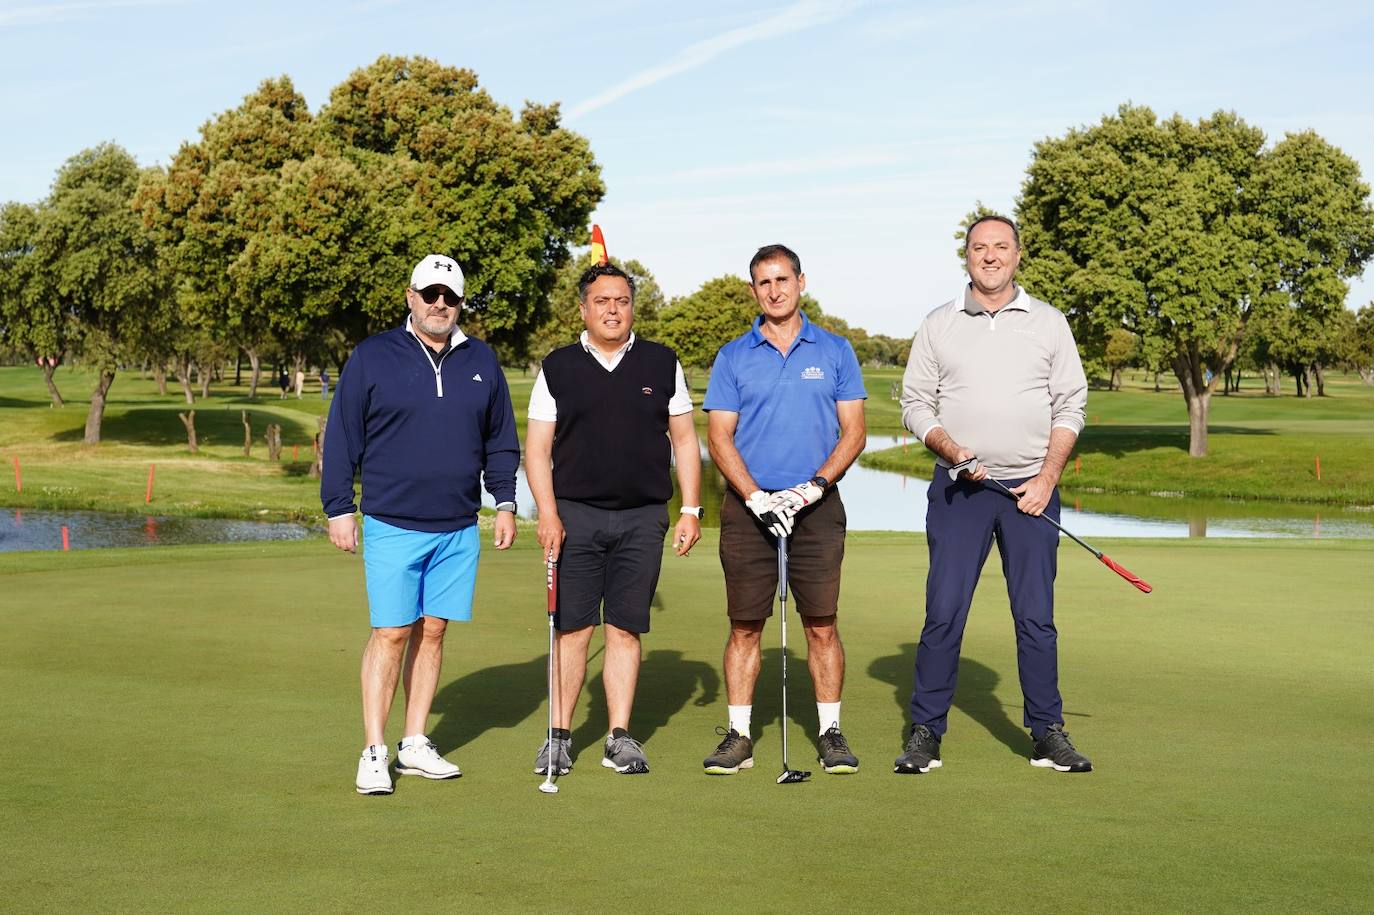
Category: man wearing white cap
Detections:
[{"x1": 322, "y1": 254, "x2": 521, "y2": 795}]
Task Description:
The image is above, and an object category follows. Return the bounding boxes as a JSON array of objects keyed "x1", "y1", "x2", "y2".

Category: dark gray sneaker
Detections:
[
  {"x1": 1030, "y1": 724, "x2": 1092, "y2": 772},
  {"x1": 893, "y1": 723, "x2": 942, "y2": 774},
  {"x1": 703, "y1": 727, "x2": 754, "y2": 775},
  {"x1": 818, "y1": 725, "x2": 859, "y2": 774},
  {"x1": 533, "y1": 735, "x2": 572, "y2": 776},
  {"x1": 602, "y1": 732, "x2": 650, "y2": 774}
]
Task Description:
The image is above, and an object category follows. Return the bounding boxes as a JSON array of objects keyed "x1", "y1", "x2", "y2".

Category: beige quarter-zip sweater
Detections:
[{"x1": 900, "y1": 285, "x2": 1087, "y2": 479}]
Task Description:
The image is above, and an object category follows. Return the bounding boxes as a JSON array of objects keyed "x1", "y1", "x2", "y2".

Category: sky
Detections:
[{"x1": 2, "y1": 0, "x2": 1373, "y2": 337}]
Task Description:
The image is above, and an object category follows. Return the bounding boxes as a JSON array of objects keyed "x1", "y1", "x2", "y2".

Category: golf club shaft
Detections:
[
  {"x1": 543, "y1": 554, "x2": 558, "y2": 790},
  {"x1": 778, "y1": 536, "x2": 789, "y2": 768},
  {"x1": 982, "y1": 476, "x2": 1153, "y2": 593}
]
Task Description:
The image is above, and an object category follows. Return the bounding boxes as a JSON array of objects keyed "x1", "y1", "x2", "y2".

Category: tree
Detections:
[
  {"x1": 316, "y1": 55, "x2": 604, "y2": 354},
  {"x1": 0, "y1": 201, "x2": 70, "y2": 407},
  {"x1": 1350, "y1": 304, "x2": 1374, "y2": 384},
  {"x1": 1017, "y1": 105, "x2": 1374, "y2": 456},
  {"x1": 1103, "y1": 327, "x2": 1138, "y2": 391},
  {"x1": 524, "y1": 251, "x2": 665, "y2": 366},
  {"x1": 31, "y1": 145, "x2": 168, "y2": 443},
  {"x1": 655, "y1": 276, "x2": 760, "y2": 372}
]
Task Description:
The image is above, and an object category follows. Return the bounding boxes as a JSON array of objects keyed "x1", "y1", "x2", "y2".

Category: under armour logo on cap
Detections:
[{"x1": 410, "y1": 254, "x2": 465, "y2": 295}]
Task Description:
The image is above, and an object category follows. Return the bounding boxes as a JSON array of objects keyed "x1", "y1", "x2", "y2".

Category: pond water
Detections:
[
  {"x1": 481, "y1": 434, "x2": 1374, "y2": 540},
  {"x1": 0, "y1": 509, "x2": 309, "y2": 553}
]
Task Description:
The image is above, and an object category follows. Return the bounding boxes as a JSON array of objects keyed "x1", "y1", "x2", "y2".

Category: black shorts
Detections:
[
  {"x1": 718, "y1": 487, "x2": 847, "y2": 620},
  {"x1": 554, "y1": 499, "x2": 669, "y2": 634}
]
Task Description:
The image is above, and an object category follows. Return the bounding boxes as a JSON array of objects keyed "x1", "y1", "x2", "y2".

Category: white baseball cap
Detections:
[{"x1": 410, "y1": 254, "x2": 465, "y2": 295}]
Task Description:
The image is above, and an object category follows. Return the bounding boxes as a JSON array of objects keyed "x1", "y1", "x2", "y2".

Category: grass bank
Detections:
[
  {"x1": 860, "y1": 370, "x2": 1374, "y2": 505},
  {"x1": 3, "y1": 532, "x2": 1371, "y2": 911}
]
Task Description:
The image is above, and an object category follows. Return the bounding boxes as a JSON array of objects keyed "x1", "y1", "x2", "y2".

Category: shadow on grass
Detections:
[
  {"x1": 429, "y1": 653, "x2": 547, "y2": 754},
  {"x1": 0, "y1": 395, "x2": 52, "y2": 408},
  {"x1": 1077, "y1": 424, "x2": 1275, "y2": 458},
  {"x1": 868, "y1": 644, "x2": 1026, "y2": 758},
  {"x1": 50, "y1": 407, "x2": 316, "y2": 446},
  {"x1": 569, "y1": 647, "x2": 720, "y2": 763}
]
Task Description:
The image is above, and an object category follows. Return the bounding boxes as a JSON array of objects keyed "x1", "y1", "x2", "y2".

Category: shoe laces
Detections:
[
  {"x1": 713, "y1": 725, "x2": 744, "y2": 753},
  {"x1": 906, "y1": 724, "x2": 934, "y2": 752},
  {"x1": 609, "y1": 734, "x2": 644, "y2": 754},
  {"x1": 1040, "y1": 725, "x2": 1075, "y2": 752},
  {"x1": 822, "y1": 726, "x2": 851, "y2": 753}
]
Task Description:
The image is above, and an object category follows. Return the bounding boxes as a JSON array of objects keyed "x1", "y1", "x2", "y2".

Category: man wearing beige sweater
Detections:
[{"x1": 895, "y1": 214, "x2": 1093, "y2": 776}]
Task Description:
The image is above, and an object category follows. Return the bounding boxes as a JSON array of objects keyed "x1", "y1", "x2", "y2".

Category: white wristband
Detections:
[{"x1": 680, "y1": 506, "x2": 701, "y2": 515}]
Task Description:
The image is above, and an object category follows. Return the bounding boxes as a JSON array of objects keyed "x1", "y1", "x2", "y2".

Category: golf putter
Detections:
[
  {"x1": 775, "y1": 535, "x2": 812, "y2": 785},
  {"x1": 951, "y1": 458, "x2": 1152, "y2": 593},
  {"x1": 538, "y1": 552, "x2": 560, "y2": 794}
]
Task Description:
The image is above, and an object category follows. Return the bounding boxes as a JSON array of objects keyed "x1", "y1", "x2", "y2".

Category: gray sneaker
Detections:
[
  {"x1": 533, "y1": 735, "x2": 572, "y2": 776},
  {"x1": 602, "y1": 732, "x2": 650, "y2": 774},
  {"x1": 703, "y1": 727, "x2": 754, "y2": 775}
]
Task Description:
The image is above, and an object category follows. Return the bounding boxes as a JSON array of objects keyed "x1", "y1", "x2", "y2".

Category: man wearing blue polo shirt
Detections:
[
  {"x1": 701, "y1": 244, "x2": 867, "y2": 775},
  {"x1": 322, "y1": 253, "x2": 520, "y2": 796}
]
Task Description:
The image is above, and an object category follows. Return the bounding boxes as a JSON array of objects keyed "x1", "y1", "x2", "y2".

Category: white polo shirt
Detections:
[{"x1": 528, "y1": 332, "x2": 693, "y2": 421}]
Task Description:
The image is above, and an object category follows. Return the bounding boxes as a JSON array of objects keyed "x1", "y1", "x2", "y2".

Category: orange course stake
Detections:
[
  {"x1": 61, "y1": 525, "x2": 70, "y2": 551},
  {"x1": 293, "y1": 444, "x2": 300, "y2": 461},
  {"x1": 146, "y1": 464, "x2": 156, "y2": 504},
  {"x1": 1315, "y1": 455, "x2": 1321, "y2": 482},
  {"x1": 1074, "y1": 455, "x2": 1081, "y2": 475},
  {"x1": 12, "y1": 456, "x2": 20, "y2": 492},
  {"x1": 590, "y1": 224, "x2": 608, "y2": 266}
]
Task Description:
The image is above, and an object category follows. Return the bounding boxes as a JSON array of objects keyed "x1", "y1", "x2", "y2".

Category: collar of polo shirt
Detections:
[
  {"x1": 962, "y1": 283, "x2": 1030, "y2": 316},
  {"x1": 747, "y1": 310, "x2": 820, "y2": 348}
]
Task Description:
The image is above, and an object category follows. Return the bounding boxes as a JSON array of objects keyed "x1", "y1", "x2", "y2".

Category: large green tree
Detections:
[
  {"x1": 34, "y1": 145, "x2": 168, "y2": 442},
  {"x1": 0, "y1": 201, "x2": 71, "y2": 407},
  {"x1": 317, "y1": 55, "x2": 604, "y2": 353},
  {"x1": 1017, "y1": 105, "x2": 1374, "y2": 456},
  {"x1": 656, "y1": 276, "x2": 761, "y2": 372}
]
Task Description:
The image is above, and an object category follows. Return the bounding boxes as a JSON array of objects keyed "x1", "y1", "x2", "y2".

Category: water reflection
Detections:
[
  {"x1": 1, "y1": 509, "x2": 309, "y2": 553},
  {"x1": 483, "y1": 434, "x2": 1374, "y2": 539}
]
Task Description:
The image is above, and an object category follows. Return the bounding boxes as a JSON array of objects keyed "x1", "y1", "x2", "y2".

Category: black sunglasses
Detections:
[{"x1": 416, "y1": 286, "x2": 462, "y2": 307}]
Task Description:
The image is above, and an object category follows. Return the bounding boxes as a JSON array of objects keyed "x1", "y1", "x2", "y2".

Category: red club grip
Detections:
[
  {"x1": 546, "y1": 558, "x2": 558, "y2": 614},
  {"x1": 1099, "y1": 554, "x2": 1152, "y2": 593}
]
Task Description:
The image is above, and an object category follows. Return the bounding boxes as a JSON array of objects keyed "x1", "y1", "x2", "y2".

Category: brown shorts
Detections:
[{"x1": 719, "y1": 487, "x2": 847, "y2": 620}]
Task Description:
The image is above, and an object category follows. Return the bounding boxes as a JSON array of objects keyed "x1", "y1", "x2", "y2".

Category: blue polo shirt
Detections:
[{"x1": 704, "y1": 312, "x2": 866, "y2": 491}]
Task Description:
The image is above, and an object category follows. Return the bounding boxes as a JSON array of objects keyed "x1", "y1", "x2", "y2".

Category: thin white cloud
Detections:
[
  {"x1": 565, "y1": 0, "x2": 863, "y2": 121},
  {"x1": 0, "y1": 0, "x2": 184, "y2": 28}
]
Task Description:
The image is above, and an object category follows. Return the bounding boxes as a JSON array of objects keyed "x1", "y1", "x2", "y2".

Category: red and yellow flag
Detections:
[{"x1": 590, "y1": 224, "x2": 608, "y2": 266}]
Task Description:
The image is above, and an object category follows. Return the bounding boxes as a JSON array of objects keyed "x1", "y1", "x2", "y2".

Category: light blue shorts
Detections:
[{"x1": 361, "y1": 516, "x2": 479, "y2": 628}]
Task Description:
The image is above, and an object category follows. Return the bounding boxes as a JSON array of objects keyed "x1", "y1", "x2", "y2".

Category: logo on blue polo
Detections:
[{"x1": 801, "y1": 366, "x2": 825, "y2": 380}]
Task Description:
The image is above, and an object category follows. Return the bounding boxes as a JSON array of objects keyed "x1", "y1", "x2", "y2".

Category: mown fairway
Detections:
[{"x1": 3, "y1": 533, "x2": 1371, "y2": 912}]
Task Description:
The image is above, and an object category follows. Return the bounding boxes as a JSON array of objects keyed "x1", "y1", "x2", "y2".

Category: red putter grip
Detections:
[
  {"x1": 546, "y1": 559, "x2": 558, "y2": 614},
  {"x1": 1099, "y1": 554, "x2": 1152, "y2": 593}
]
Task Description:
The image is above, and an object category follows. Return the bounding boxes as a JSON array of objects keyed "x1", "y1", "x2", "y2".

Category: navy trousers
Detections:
[{"x1": 909, "y1": 471, "x2": 1063, "y2": 738}]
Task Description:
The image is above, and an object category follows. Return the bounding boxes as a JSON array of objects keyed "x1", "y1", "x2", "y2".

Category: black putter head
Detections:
[{"x1": 776, "y1": 768, "x2": 812, "y2": 784}]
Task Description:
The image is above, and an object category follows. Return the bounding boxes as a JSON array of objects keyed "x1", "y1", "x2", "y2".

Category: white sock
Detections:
[
  {"x1": 817, "y1": 702, "x2": 841, "y2": 735},
  {"x1": 728, "y1": 704, "x2": 752, "y2": 738},
  {"x1": 400, "y1": 733, "x2": 426, "y2": 749}
]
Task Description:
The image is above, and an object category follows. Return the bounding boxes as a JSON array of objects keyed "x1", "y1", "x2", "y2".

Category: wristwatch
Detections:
[
  {"x1": 680, "y1": 505, "x2": 704, "y2": 519},
  {"x1": 495, "y1": 501, "x2": 517, "y2": 513},
  {"x1": 808, "y1": 475, "x2": 830, "y2": 491}
]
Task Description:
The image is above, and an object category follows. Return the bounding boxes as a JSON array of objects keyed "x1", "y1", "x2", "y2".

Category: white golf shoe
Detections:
[
  {"x1": 356, "y1": 744, "x2": 393, "y2": 795},
  {"x1": 396, "y1": 736, "x2": 462, "y2": 779}
]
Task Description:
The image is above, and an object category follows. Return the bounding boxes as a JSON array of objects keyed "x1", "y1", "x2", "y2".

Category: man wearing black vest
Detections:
[{"x1": 526, "y1": 262, "x2": 702, "y2": 777}]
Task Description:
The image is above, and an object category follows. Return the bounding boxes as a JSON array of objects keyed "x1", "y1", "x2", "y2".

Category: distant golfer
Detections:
[
  {"x1": 701, "y1": 244, "x2": 867, "y2": 775},
  {"x1": 897, "y1": 214, "x2": 1090, "y2": 774},
  {"x1": 322, "y1": 253, "x2": 520, "y2": 796},
  {"x1": 525, "y1": 261, "x2": 702, "y2": 778}
]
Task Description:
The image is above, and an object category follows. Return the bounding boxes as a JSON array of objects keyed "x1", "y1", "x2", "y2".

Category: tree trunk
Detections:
[
  {"x1": 309, "y1": 416, "x2": 326, "y2": 478},
  {"x1": 1109, "y1": 367, "x2": 1122, "y2": 391},
  {"x1": 154, "y1": 363, "x2": 168, "y2": 396},
  {"x1": 1265, "y1": 363, "x2": 1280, "y2": 395},
  {"x1": 245, "y1": 347, "x2": 262, "y2": 399},
  {"x1": 198, "y1": 362, "x2": 211, "y2": 399},
  {"x1": 1153, "y1": 371, "x2": 1161, "y2": 393},
  {"x1": 83, "y1": 369, "x2": 116, "y2": 445},
  {"x1": 1173, "y1": 344, "x2": 1224, "y2": 458},
  {"x1": 266, "y1": 423, "x2": 282, "y2": 461},
  {"x1": 241, "y1": 411, "x2": 253, "y2": 457},
  {"x1": 40, "y1": 361, "x2": 65, "y2": 408},
  {"x1": 234, "y1": 352, "x2": 242, "y2": 387},
  {"x1": 1313, "y1": 362, "x2": 1326, "y2": 397},
  {"x1": 1301, "y1": 365, "x2": 1313, "y2": 399},
  {"x1": 178, "y1": 410, "x2": 198, "y2": 453},
  {"x1": 175, "y1": 356, "x2": 195, "y2": 404}
]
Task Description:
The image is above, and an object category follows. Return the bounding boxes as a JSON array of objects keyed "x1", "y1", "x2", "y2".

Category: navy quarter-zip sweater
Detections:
[{"x1": 320, "y1": 321, "x2": 520, "y2": 532}]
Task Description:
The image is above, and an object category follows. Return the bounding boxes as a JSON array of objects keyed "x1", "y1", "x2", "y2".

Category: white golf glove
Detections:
[
  {"x1": 746, "y1": 490, "x2": 790, "y2": 539},
  {"x1": 774, "y1": 481, "x2": 823, "y2": 515}
]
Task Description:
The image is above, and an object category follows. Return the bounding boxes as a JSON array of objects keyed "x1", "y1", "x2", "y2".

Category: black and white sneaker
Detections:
[
  {"x1": 893, "y1": 723, "x2": 943, "y2": 774},
  {"x1": 1030, "y1": 724, "x2": 1093, "y2": 772},
  {"x1": 602, "y1": 730, "x2": 650, "y2": 774},
  {"x1": 355, "y1": 744, "x2": 393, "y2": 795},
  {"x1": 818, "y1": 726, "x2": 859, "y2": 774}
]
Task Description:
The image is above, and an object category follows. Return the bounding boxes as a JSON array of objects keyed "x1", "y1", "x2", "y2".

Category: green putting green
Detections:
[{"x1": 2, "y1": 533, "x2": 1371, "y2": 911}]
